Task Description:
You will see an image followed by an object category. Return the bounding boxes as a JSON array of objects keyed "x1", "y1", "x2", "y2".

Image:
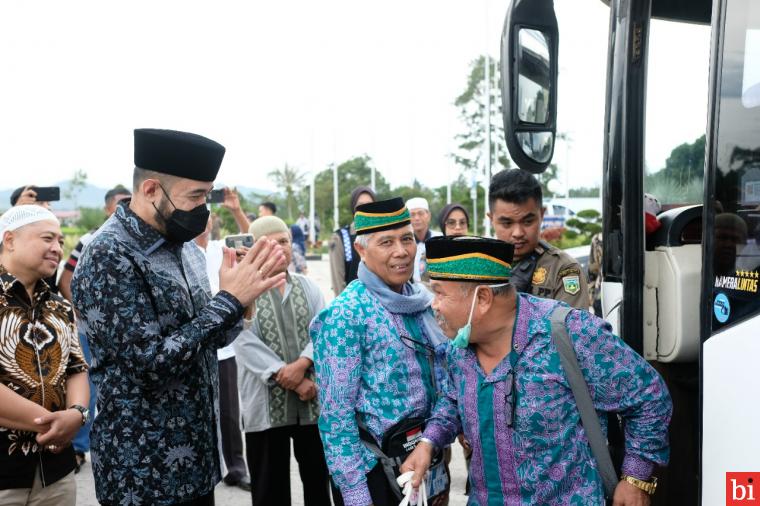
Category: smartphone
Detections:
[
  {"x1": 206, "y1": 189, "x2": 225, "y2": 204},
  {"x1": 225, "y1": 234, "x2": 255, "y2": 249},
  {"x1": 33, "y1": 186, "x2": 60, "y2": 202}
]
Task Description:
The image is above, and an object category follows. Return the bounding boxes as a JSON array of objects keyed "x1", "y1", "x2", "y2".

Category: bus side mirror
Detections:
[{"x1": 500, "y1": 0, "x2": 559, "y2": 174}]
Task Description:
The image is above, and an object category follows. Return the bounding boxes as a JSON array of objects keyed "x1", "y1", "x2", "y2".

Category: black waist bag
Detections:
[{"x1": 358, "y1": 417, "x2": 450, "y2": 501}]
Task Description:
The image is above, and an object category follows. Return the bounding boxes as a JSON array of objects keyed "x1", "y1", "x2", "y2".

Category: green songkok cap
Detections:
[
  {"x1": 354, "y1": 197, "x2": 411, "y2": 235},
  {"x1": 425, "y1": 236, "x2": 514, "y2": 283}
]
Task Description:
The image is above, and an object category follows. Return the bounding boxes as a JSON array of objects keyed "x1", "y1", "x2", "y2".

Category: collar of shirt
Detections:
[
  {"x1": 416, "y1": 229, "x2": 433, "y2": 244},
  {"x1": 0, "y1": 266, "x2": 51, "y2": 306},
  {"x1": 113, "y1": 199, "x2": 180, "y2": 256}
]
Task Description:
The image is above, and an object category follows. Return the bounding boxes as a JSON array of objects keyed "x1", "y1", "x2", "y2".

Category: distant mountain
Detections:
[{"x1": 0, "y1": 182, "x2": 275, "y2": 211}]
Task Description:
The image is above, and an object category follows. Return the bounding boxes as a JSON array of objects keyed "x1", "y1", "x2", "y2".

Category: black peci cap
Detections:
[{"x1": 134, "y1": 128, "x2": 226, "y2": 182}]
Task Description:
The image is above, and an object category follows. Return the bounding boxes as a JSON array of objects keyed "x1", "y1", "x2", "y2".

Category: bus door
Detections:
[{"x1": 701, "y1": 0, "x2": 760, "y2": 503}]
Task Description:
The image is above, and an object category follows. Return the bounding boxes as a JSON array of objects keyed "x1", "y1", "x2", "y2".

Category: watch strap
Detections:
[
  {"x1": 69, "y1": 404, "x2": 89, "y2": 425},
  {"x1": 621, "y1": 474, "x2": 658, "y2": 495}
]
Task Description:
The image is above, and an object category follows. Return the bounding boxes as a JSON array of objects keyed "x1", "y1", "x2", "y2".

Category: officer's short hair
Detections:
[
  {"x1": 105, "y1": 185, "x2": 131, "y2": 206},
  {"x1": 489, "y1": 169, "x2": 543, "y2": 210},
  {"x1": 260, "y1": 202, "x2": 277, "y2": 215}
]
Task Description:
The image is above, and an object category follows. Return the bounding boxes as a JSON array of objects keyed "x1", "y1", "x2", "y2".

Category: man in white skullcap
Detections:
[
  {"x1": 405, "y1": 197, "x2": 441, "y2": 284},
  {"x1": 0, "y1": 205, "x2": 90, "y2": 506},
  {"x1": 235, "y1": 215, "x2": 330, "y2": 506}
]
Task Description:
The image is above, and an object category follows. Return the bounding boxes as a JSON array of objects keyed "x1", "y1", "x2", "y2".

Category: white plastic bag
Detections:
[{"x1": 397, "y1": 470, "x2": 428, "y2": 506}]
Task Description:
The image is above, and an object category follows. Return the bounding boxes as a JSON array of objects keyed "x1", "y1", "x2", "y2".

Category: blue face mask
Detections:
[{"x1": 450, "y1": 283, "x2": 509, "y2": 349}]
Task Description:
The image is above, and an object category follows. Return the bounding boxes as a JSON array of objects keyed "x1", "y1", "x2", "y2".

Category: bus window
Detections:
[
  {"x1": 644, "y1": 19, "x2": 711, "y2": 207},
  {"x1": 710, "y1": 0, "x2": 760, "y2": 332}
]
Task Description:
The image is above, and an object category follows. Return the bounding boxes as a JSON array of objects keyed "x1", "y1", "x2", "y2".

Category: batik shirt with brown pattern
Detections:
[{"x1": 0, "y1": 266, "x2": 88, "y2": 488}]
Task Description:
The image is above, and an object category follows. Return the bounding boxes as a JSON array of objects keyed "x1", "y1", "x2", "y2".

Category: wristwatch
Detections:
[
  {"x1": 69, "y1": 405, "x2": 90, "y2": 426},
  {"x1": 620, "y1": 475, "x2": 658, "y2": 495}
]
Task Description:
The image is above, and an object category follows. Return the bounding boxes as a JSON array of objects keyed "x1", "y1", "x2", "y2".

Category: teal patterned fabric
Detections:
[{"x1": 309, "y1": 280, "x2": 443, "y2": 506}]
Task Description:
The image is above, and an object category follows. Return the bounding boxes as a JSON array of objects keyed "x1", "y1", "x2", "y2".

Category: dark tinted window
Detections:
[{"x1": 710, "y1": 0, "x2": 760, "y2": 331}]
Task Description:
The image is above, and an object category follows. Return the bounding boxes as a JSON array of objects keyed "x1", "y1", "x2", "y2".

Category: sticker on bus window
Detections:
[
  {"x1": 742, "y1": 28, "x2": 760, "y2": 108},
  {"x1": 714, "y1": 292, "x2": 731, "y2": 323}
]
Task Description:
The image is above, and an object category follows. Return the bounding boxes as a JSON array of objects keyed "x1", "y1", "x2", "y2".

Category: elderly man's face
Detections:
[
  {"x1": 4, "y1": 221, "x2": 64, "y2": 279},
  {"x1": 355, "y1": 225, "x2": 416, "y2": 291},
  {"x1": 409, "y1": 208, "x2": 431, "y2": 234},
  {"x1": 430, "y1": 280, "x2": 472, "y2": 339},
  {"x1": 258, "y1": 231, "x2": 292, "y2": 275}
]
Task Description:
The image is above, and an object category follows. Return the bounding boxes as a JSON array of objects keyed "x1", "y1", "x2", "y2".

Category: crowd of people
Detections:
[{"x1": 0, "y1": 128, "x2": 673, "y2": 506}]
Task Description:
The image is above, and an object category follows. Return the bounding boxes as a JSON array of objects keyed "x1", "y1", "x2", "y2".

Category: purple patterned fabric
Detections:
[{"x1": 423, "y1": 293, "x2": 672, "y2": 504}]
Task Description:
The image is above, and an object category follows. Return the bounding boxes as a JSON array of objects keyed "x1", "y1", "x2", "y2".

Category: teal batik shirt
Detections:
[{"x1": 309, "y1": 280, "x2": 443, "y2": 506}]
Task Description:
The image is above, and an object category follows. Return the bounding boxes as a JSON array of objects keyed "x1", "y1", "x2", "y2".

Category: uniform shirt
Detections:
[
  {"x1": 519, "y1": 242, "x2": 590, "y2": 309},
  {"x1": 587, "y1": 233, "x2": 603, "y2": 309},
  {"x1": 0, "y1": 268, "x2": 88, "y2": 489},
  {"x1": 71, "y1": 202, "x2": 244, "y2": 506},
  {"x1": 310, "y1": 280, "x2": 442, "y2": 506},
  {"x1": 328, "y1": 224, "x2": 359, "y2": 296},
  {"x1": 423, "y1": 294, "x2": 672, "y2": 505},
  {"x1": 234, "y1": 273, "x2": 324, "y2": 432}
]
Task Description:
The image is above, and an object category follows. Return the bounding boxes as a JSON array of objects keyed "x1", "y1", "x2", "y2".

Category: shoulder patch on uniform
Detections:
[
  {"x1": 562, "y1": 275, "x2": 581, "y2": 295},
  {"x1": 532, "y1": 266, "x2": 547, "y2": 285},
  {"x1": 558, "y1": 266, "x2": 580, "y2": 278}
]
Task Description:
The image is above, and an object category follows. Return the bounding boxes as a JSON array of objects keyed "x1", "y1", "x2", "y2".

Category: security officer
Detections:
[{"x1": 487, "y1": 168, "x2": 589, "y2": 309}]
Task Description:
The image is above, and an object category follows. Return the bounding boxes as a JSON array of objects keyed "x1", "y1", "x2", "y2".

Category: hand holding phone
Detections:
[{"x1": 207, "y1": 189, "x2": 225, "y2": 204}]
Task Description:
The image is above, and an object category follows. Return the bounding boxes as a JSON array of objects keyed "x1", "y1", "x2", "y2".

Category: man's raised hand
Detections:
[{"x1": 219, "y1": 238, "x2": 286, "y2": 307}]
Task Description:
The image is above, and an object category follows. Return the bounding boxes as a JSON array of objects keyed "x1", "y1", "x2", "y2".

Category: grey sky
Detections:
[{"x1": 0, "y1": 0, "x2": 711, "y2": 194}]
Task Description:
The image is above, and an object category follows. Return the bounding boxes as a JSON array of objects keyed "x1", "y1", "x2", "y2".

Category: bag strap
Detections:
[
  {"x1": 550, "y1": 305, "x2": 618, "y2": 498},
  {"x1": 356, "y1": 420, "x2": 405, "y2": 500}
]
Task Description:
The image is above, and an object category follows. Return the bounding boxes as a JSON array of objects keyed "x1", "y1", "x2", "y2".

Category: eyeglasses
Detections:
[
  {"x1": 445, "y1": 219, "x2": 468, "y2": 229},
  {"x1": 505, "y1": 369, "x2": 517, "y2": 427},
  {"x1": 400, "y1": 333, "x2": 436, "y2": 359}
]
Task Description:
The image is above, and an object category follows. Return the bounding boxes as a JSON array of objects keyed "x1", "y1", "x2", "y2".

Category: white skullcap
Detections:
[
  {"x1": 405, "y1": 197, "x2": 429, "y2": 211},
  {"x1": 0, "y1": 205, "x2": 60, "y2": 244}
]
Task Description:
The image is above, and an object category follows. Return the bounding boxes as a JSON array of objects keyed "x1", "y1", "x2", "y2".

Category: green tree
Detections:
[
  {"x1": 536, "y1": 163, "x2": 559, "y2": 198},
  {"x1": 76, "y1": 207, "x2": 107, "y2": 231},
  {"x1": 64, "y1": 169, "x2": 88, "y2": 209},
  {"x1": 664, "y1": 135, "x2": 705, "y2": 187},
  {"x1": 308, "y1": 156, "x2": 391, "y2": 235},
  {"x1": 645, "y1": 134, "x2": 706, "y2": 203},
  {"x1": 569, "y1": 186, "x2": 601, "y2": 198},
  {"x1": 452, "y1": 55, "x2": 511, "y2": 180},
  {"x1": 267, "y1": 164, "x2": 306, "y2": 222},
  {"x1": 211, "y1": 190, "x2": 258, "y2": 234}
]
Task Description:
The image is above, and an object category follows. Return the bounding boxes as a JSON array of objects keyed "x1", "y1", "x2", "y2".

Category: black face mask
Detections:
[{"x1": 153, "y1": 185, "x2": 210, "y2": 243}]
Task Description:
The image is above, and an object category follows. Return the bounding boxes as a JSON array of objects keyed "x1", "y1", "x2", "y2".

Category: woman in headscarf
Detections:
[{"x1": 438, "y1": 203, "x2": 470, "y2": 237}]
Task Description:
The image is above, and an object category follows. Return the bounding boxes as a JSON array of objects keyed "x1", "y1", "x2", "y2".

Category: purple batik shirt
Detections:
[{"x1": 424, "y1": 294, "x2": 672, "y2": 505}]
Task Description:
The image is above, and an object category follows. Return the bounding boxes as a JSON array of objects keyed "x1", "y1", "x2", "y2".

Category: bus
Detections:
[{"x1": 499, "y1": 0, "x2": 760, "y2": 504}]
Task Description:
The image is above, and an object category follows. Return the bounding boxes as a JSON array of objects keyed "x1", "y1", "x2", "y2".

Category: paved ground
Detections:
[{"x1": 76, "y1": 257, "x2": 470, "y2": 505}]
